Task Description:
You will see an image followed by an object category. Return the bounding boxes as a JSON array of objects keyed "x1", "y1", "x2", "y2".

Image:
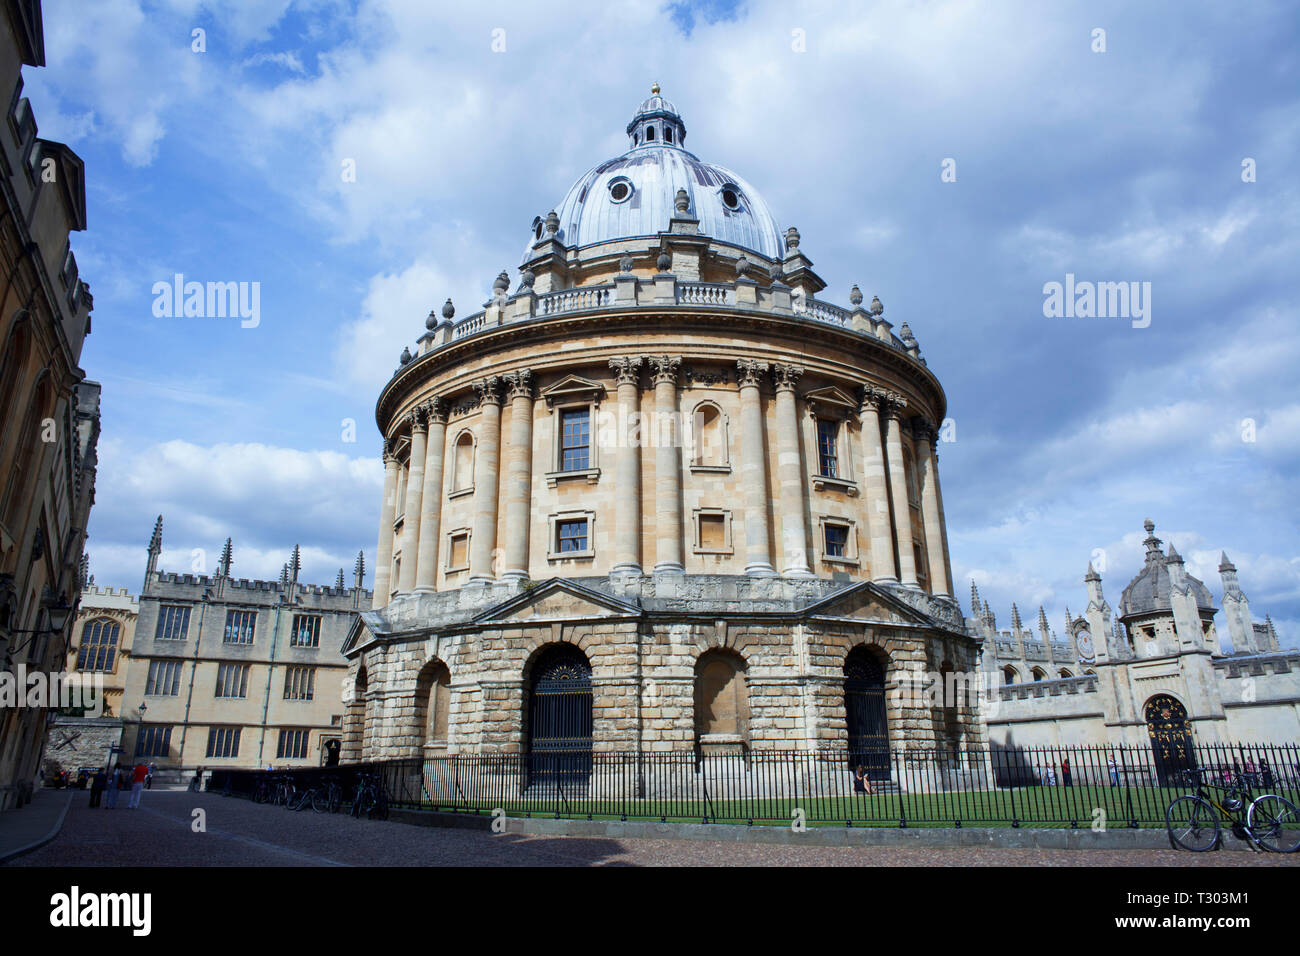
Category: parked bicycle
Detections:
[
  {"x1": 312, "y1": 776, "x2": 343, "y2": 814},
  {"x1": 350, "y1": 771, "x2": 389, "y2": 820},
  {"x1": 1165, "y1": 768, "x2": 1300, "y2": 852}
]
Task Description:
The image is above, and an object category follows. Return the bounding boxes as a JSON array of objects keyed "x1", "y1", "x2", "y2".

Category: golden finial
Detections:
[{"x1": 651, "y1": 82, "x2": 660, "y2": 94}]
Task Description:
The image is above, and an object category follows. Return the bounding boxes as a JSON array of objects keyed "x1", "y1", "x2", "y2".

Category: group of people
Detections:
[
  {"x1": 1033, "y1": 757, "x2": 1075, "y2": 787},
  {"x1": 86, "y1": 762, "x2": 152, "y2": 809}
]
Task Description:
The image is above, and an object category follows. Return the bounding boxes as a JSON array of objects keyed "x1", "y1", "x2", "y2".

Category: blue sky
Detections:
[{"x1": 23, "y1": 0, "x2": 1299, "y2": 648}]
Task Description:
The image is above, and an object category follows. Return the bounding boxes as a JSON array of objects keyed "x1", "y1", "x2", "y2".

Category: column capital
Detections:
[
  {"x1": 503, "y1": 368, "x2": 534, "y2": 400},
  {"x1": 608, "y1": 356, "x2": 643, "y2": 387},
  {"x1": 910, "y1": 416, "x2": 937, "y2": 444},
  {"x1": 473, "y1": 376, "x2": 504, "y2": 406},
  {"x1": 735, "y1": 358, "x2": 770, "y2": 389},
  {"x1": 381, "y1": 437, "x2": 398, "y2": 464},
  {"x1": 771, "y1": 363, "x2": 803, "y2": 393},
  {"x1": 406, "y1": 405, "x2": 428, "y2": 434},
  {"x1": 648, "y1": 355, "x2": 681, "y2": 386},
  {"x1": 423, "y1": 396, "x2": 448, "y2": 424},
  {"x1": 881, "y1": 390, "x2": 908, "y2": 420}
]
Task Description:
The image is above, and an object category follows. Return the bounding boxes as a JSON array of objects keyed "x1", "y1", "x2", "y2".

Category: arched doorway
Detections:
[
  {"x1": 526, "y1": 644, "x2": 592, "y2": 781},
  {"x1": 844, "y1": 646, "x2": 890, "y2": 780},
  {"x1": 1145, "y1": 694, "x2": 1195, "y2": 786}
]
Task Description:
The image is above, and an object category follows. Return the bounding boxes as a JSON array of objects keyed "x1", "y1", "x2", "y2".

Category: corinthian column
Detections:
[
  {"x1": 859, "y1": 388, "x2": 897, "y2": 583},
  {"x1": 609, "y1": 357, "x2": 643, "y2": 574},
  {"x1": 772, "y1": 364, "x2": 811, "y2": 577},
  {"x1": 913, "y1": 419, "x2": 952, "y2": 597},
  {"x1": 397, "y1": 408, "x2": 428, "y2": 592},
  {"x1": 501, "y1": 370, "x2": 535, "y2": 582},
  {"x1": 882, "y1": 393, "x2": 919, "y2": 587},
  {"x1": 415, "y1": 398, "x2": 447, "y2": 592},
  {"x1": 735, "y1": 359, "x2": 775, "y2": 576},
  {"x1": 649, "y1": 355, "x2": 683, "y2": 574},
  {"x1": 468, "y1": 377, "x2": 503, "y2": 584},
  {"x1": 372, "y1": 442, "x2": 400, "y2": 607}
]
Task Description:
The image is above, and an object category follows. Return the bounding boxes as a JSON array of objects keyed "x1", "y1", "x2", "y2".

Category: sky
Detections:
[{"x1": 22, "y1": 0, "x2": 1299, "y2": 648}]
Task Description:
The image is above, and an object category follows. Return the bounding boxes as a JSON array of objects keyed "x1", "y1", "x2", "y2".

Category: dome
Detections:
[
  {"x1": 1118, "y1": 520, "x2": 1215, "y2": 618},
  {"x1": 522, "y1": 87, "x2": 786, "y2": 264}
]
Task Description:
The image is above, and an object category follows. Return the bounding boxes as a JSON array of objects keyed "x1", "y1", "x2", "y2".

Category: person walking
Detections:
[
  {"x1": 128, "y1": 762, "x2": 148, "y2": 808},
  {"x1": 104, "y1": 765, "x2": 122, "y2": 809},
  {"x1": 1108, "y1": 754, "x2": 1119, "y2": 787},
  {"x1": 1261, "y1": 757, "x2": 1274, "y2": 789},
  {"x1": 145, "y1": 762, "x2": 156, "y2": 789},
  {"x1": 189, "y1": 767, "x2": 204, "y2": 792},
  {"x1": 1061, "y1": 757, "x2": 1072, "y2": 787},
  {"x1": 88, "y1": 768, "x2": 106, "y2": 808}
]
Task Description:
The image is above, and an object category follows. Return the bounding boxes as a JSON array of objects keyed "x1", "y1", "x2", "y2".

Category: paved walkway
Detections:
[
  {"x1": 0, "y1": 788, "x2": 73, "y2": 863},
  {"x1": 5, "y1": 792, "x2": 1299, "y2": 866}
]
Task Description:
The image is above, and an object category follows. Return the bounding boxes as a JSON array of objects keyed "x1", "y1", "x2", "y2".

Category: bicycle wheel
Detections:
[
  {"x1": 311, "y1": 788, "x2": 330, "y2": 814},
  {"x1": 328, "y1": 788, "x2": 342, "y2": 814},
  {"x1": 1247, "y1": 795, "x2": 1300, "y2": 853},
  {"x1": 1166, "y1": 796, "x2": 1220, "y2": 851}
]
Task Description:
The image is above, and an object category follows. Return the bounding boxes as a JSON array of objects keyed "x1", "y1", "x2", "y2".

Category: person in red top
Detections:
[{"x1": 127, "y1": 762, "x2": 148, "y2": 809}]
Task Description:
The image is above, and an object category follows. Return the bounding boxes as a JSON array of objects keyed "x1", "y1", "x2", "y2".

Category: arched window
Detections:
[
  {"x1": 342, "y1": 665, "x2": 368, "y2": 761},
  {"x1": 1031, "y1": 667, "x2": 1047, "y2": 682},
  {"x1": 1003, "y1": 666, "x2": 1018, "y2": 685},
  {"x1": 693, "y1": 649, "x2": 747, "y2": 745},
  {"x1": 414, "y1": 659, "x2": 451, "y2": 751},
  {"x1": 1058, "y1": 668, "x2": 1073, "y2": 679},
  {"x1": 691, "y1": 402, "x2": 727, "y2": 468},
  {"x1": 76, "y1": 618, "x2": 120, "y2": 672},
  {"x1": 451, "y1": 430, "x2": 474, "y2": 492}
]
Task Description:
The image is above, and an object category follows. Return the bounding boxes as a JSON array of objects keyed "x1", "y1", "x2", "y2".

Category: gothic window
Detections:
[
  {"x1": 290, "y1": 614, "x2": 321, "y2": 648},
  {"x1": 215, "y1": 663, "x2": 250, "y2": 698},
  {"x1": 277, "y1": 729, "x2": 310, "y2": 760},
  {"x1": 76, "y1": 618, "x2": 120, "y2": 672},
  {"x1": 206, "y1": 726, "x2": 241, "y2": 758},
  {"x1": 155, "y1": 605, "x2": 191, "y2": 640},
  {"x1": 134, "y1": 725, "x2": 172, "y2": 758},
  {"x1": 145, "y1": 660, "x2": 182, "y2": 696},
  {"x1": 1031, "y1": 667, "x2": 1047, "y2": 682},
  {"x1": 283, "y1": 666, "x2": 316, "y2": 701},
  {"x1": 1003, "y1": 666, "x2": 1018, "y2": 685},
  {"x1": 223, "y1": 609, "x2": 256, "y2": 644}
]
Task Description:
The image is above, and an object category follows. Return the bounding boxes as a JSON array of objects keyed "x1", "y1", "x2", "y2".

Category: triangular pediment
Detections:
[
  {"x1": 803, "y1": 385, "x2": 858, "y2": 418},
  {"x1": 806, "y1": 581, "x2": 933, "y2": 627},
  {"x1": 541, "y1": 374, "x2": 606, "y2": 408},
  {"x1": 342, "y1": 612, "x2": 383, "y2": 656},
  {"x1": 473, "y1": 578, "x2": 641, "y2": 623}
]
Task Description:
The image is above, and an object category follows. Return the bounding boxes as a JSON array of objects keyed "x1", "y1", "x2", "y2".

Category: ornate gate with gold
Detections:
[{"x1": 1145, "y1": 694, "x2": 1195, "y2": 786}]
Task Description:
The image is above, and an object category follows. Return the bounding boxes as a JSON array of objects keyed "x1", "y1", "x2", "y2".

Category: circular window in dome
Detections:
[
  {"x1": 608, "y1": 177, "x2": 633, "y2": 204},
  {"x1": 720, "y1": 186, "x2": 741, "y2": 210}
]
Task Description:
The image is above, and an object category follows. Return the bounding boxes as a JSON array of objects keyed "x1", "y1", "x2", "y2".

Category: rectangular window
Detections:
[
  {"x1": 824, "y1": 523, "x2": 849, "y2": 558},
  {"x1": 283, "y1": 666, "x2": 316, "y2": 701},
  {"x1": 155, "y1": 605, "x2": 191, "y2": 641},
  {"x1": 206, "y1": 726, "x2": 241, "y2": 759},
  {"x1": 559, "y1": 408, "x2": 590, "y2": 471},
  {"x1": 817, "y1": 419, "x2": 839, "y2": 478},
  {"x1": 448, "y1": 532, "x2": 469, "y2": 569},
  {"x1": 699, "y1": 513, "x2": 726, "y2": 550},
  {"x1": 215, "y1": 663, "x2": 250, "y2": 698},
  {"x1": 277, "y1": 728, "x2": 310, "y2": 760},
  {"x1": 134, "y1": 725, "x2": 172, "y2": 758},
  {"x1": 145, "y1": 660, "x2": 183, "y2": 696},
  {"x1": 290, "y1": 614, "x2": 321, "y2": 648},
  {"x1": 223, "y1": 609, "x2": 256, "y2": 644},
  {"x1": 558, "y1": 518, "x2": 588, "y2": 553}
]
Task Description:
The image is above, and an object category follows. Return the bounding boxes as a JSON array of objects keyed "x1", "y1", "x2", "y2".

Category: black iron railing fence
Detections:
[{"x1": 207, "y1": 741, "x2": 1300, "y2": 828}]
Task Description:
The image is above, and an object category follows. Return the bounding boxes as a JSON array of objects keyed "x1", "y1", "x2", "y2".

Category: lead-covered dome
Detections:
[
  {"x1": 1118, "y1": 520, "x2": 1215, "y2": 618},
  {"x1": 522, "y1": 86, "x2": 786, "y2": 264}
]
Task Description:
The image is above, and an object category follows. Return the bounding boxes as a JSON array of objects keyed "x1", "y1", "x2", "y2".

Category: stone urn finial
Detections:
[
  {"x1": 399, "y1": 346, "x2": 412, "y2": 365},
  {"x1": 735, "y1": 255, "x2": 750, "y2": 278},
  {"x1": 520, "y1": 268, "x2": 535, "y2": 290},
  {"x1": 656, "y1": 250, "x2": 672, "y2": 273},
  {"x1": 426, "y1": 309, "x2": 438, "y2": 331},
  {"x1": 769, "y1": 260, "x2": 785, "y2": 286},
  {"x1": 493, "y1": 270, "x2": 510, "y2": 294},
  {"x1": 544, "y1": 209, "x2": 560, "y2": 236},
  {"x1": 441, "y1": 298, "x2": 455, "y2": 321},
  {"x1": 674, "y1": 188, "x2": 690, "y2": 215},
  {"x1": 619, "y1": 253, "x2": 634, "y2": 275},
  {"x1": 869, "y1": 295, "x2": 883, "y2": 316},
  {"x1": 849, "y1": 284, "x2": 863, "y2": 306},
  {"x1": 785, "y1": 226, "x2": 800, "y2": 252}
]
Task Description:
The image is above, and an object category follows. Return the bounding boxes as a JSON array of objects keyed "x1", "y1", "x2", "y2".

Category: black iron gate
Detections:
[
  {"x1": 1145, "y1": 694, "x2": 1195, "y2": 786},
  {"x1": 527, "y1": 644, "x2": 593, "y2": 782},
  {"x1": 844, "y1": 648, "x2": 891, "y2": 780}
]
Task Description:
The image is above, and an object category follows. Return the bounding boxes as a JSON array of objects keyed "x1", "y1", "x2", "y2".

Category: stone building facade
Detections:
[
  {"x1": 61, "y1": 581, "x2": 139, "y2": 718},
  {"x1": 344, "y1": 89, "x2": 980, "y2": 775},
  {"x1": 119, "y1": 518, "x2": 371, "y2": 775},
  {"x1": 0, "y1": 0, "x2": 99, "y2": 811},
  {"x1": 978, "y1": 519, "x2": 1300, "y2": 755}
]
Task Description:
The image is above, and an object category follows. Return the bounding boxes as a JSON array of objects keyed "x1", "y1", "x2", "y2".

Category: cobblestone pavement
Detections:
[{"x1": 6, "y1": 793, "x2": 1299, "y2": 866}]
